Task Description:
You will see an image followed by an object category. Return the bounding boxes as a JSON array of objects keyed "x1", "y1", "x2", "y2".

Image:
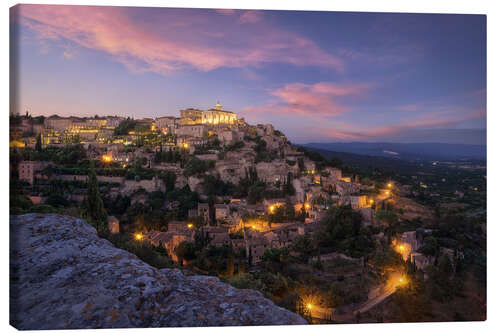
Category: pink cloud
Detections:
[
  {"x1": 255, "y1": 82, "x2": 372, "y2": 117},
  {"x1": 14, "y1": 4, "x2": 344, "y2": 74},
  {"x1": 238, "y1": 11, "x2": 262, "y2": 24},
  {"x1": 238, "y1": 82, "x2": 373, "y2": 122},
  {"x1": 318, "y1": 108, "x2": 486, "y2": 141}
]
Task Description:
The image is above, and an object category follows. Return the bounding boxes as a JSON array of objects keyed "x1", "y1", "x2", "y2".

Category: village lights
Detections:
[
  {"x1": 187, "y1": 223, "x2": 193, "y2": 229},
  {"x1": 134, "y1": 233, "x2": 143, "y2": 241},
  {"x1": 387, "y1": 183, "x2": 393, "y2": 188},
  {"x1": 369, "y1": 199, "x2": 374, "y2": 204},
  {"x1": 183, "y1": 143, "x2": 189, "y2": 149},
  {"x1": 304, "y1": 202, "x2": 311, "y2": 210},
  {"x1": 268, "y1": 205, "x2": 275, "y2": 214},
  {"x1": 307, "y1": 303, "x2": 313, "y2": 310}
]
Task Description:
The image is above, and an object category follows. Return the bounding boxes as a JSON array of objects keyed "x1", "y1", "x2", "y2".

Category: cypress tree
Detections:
[
  {"x1": 85, "y1": 161, "x2": 108, "y2": 235},
  {"x1": 35, "y1": 133, "x2": 42, "y2": 152}
]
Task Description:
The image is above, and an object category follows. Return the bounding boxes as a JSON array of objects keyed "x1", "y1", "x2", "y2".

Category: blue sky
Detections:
[{"x1": 10, "y1": 5, "x2": 486, "y2": 144}]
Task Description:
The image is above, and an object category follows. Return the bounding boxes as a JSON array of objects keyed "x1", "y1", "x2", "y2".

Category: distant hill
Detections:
[{"x1": 301, "y1": 142, "x2": 486, "y2": 161}]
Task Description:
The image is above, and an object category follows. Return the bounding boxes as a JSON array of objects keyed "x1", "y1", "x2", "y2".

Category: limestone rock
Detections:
[{"x1": 10, "y1": 214, "x2": 307, "y2": 329}]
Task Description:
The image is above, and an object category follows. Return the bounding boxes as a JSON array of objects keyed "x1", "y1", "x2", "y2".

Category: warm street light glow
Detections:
[
  {"x1": 183, "y1": 143, "x2": 189, "y2": 149},
  {"x1": 307, "y1": 303, "x2": 312, "y2": 310},
  {"x1": 387, "y1": 183, "x2": 393, "y2": 188},
  {"x1": 134, "y1": 233, "x2": 143, "y2": 241},
  {"x1": 397, "y1": 275, "x2": 407, "y2": 286},
  {"x1": 268, "y1": 203, "x2": 283, "y2": 214},
  {"x1": 393, "y1": 240, "x2": 411, "y2": 260},
  {"x1": 369, "y1": 199, "x2": 374, "y2": 204},
  {"x1": 304, "y1": 202, "x2": 311, "y2": 210},
  {"x1": 187, "y1": 223, "x2": 193, "y2": 229},
  {"x1": 102, "y1": 154, "x2": 112, "y2": 163}
]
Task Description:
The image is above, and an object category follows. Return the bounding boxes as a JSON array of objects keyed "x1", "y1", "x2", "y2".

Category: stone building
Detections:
[
  {"x1": 154, "y1": 116, "x2": 178, "y2": 134},
  {"x1": 201, "y1": 103, "x2": 237, "y2": 125},
  {"x1": 18, "y1": 160, "x2": 45, "y2": 185},
  {"x1": 106, "y1": 116, "x2": 125, "y2": 127},
  {"x1": 175, "y1": 124, "x2": 208, "y2": 138},
  {"x1": 45, "y1": 115, "x2": 72, "y2": 132},
  {"x1": 179, "y1": 103, "x2": 237, "y2": 126},
  {"x1": 198, "y1": 203, "x2": 210, "y2": 222},
  {"x1": 217, "y1": 130, "x2": 238, "y2": 145},
  {"x1": 215, "y1": 204, "x2": 230, "y2": 222},
  {"x1": 347, "y1": 195, "x2": 370, "y2": 209}
]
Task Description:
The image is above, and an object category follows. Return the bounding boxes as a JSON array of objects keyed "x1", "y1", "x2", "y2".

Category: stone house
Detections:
[
  {"x1": 175, "y1": 124, "x2": 208, "y2": 138},
  {"x1": 188, "y1": 208, "x2": 198, "y2": 219},
  {"x1": 18, "y1": 160, "x2": 45, "y2": 185},
  {"x1": 401, "y1": 231, "x2": 421, "y2": 253},
  {"x1": 197, "y1": 203, "x2": 210, "y2": 222},
  {"x1": 410, "y1": 252, "x2": 434, "y2": 270},
  {"x1": 168, "y1": 221, "x2": 193, "y2": 233},
  {"x1": 256, "y1": 161, "x2": 289, "y2": 184},
  {"x1": 246, "y1": 237, "x2": 269, "y2": 264},
  {"x1": 154, "y1": 116, "x2": 178, "y2": 134},
  {"x1": 347, "y1": 195, "x2": 370, "y2": 209},
  {"x1": 202, "y1": 226, "x2": 231, "y2": 247},
  {"x1": 214, "y1": 204, "x2": 230, "y2": 222},
  {"x1": 217, "y1": 130, "x2": 238, "y2": 145}
]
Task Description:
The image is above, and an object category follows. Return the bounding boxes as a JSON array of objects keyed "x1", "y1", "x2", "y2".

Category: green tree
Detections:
[
  {"x1": 283, "y1": 172, "x2": 296, "y2": 196},
  {"x1": 35, "y1": 133, "x2": 42, "y2": 152},
  {"x1": 175, "y1": 241, "x2": 197, "y2": 263},
  {"x1": 84, "y1": 161, "x2": 108, "y2": 235},
  {"x1": 292, "y1": 235, "x2": 314, "y2": 262},
  {"x1": 376, "y1": 209, "x2": 398, "y2": 226}
]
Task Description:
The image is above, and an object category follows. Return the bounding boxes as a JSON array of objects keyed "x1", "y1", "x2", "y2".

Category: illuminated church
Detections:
[{"x1": 180, "y1": 103, "x2": 237, "y2": 126}]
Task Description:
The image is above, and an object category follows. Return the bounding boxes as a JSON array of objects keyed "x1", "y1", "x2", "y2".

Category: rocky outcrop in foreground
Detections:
[{"x1": 10, "y1": 214, "x2": 306, "y2": 329}]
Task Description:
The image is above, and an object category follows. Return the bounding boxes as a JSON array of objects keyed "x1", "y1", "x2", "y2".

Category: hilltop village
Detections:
[{"x1": 9, "y1": 104, "x2": 486, "y2": 323}]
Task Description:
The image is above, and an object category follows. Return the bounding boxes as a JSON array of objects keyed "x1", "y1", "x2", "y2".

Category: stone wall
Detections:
[{"x1": 122, "y1": 178, "x2": 164, "y2": 194}]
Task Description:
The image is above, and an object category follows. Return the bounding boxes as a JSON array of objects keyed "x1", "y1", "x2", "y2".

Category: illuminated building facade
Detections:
[
  {"x1": 201, "y1": 103, "x2": 236, "y2": 125},
  {"x1": 179, "y1": 103, "x2": 237, "y2": 126},
  {"x1": 45, "y1": 116, "x2": 72, "y2": 132},
  {"x1": 41, "y1": 129, "x2": 62, "y2": 145},
  {"x1": 154, "y1": 116, "x2": 178, "y2": 134}
]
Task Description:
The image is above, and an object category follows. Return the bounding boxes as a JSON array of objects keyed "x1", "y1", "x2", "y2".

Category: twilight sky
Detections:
[{"x1": 10, "y1": 4, "x2": 486, "y2": 144}]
